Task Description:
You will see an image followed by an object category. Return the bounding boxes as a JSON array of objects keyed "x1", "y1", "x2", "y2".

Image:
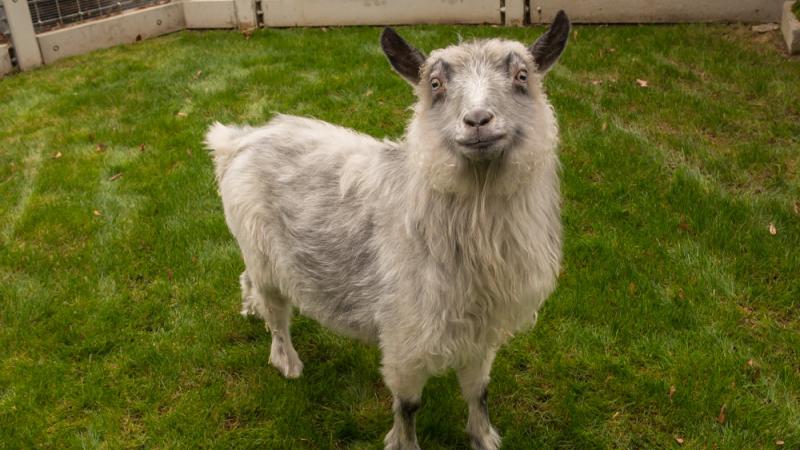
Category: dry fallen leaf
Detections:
[
  {"x1": 717, "y1": 404, "x2": 726, "y2": 424},
  {"x1": 96, "y1": 143, "x2": 107, "y2": 153},
  {"x1": 53, "y1": 152, "x2": 62, "y2": 159},
  {"x1": 591, "y1": 80, "x2": 602, "y2": 86},
  {"x1": 109, "y1": 173, "x2": 122, "y2": 181},
  {"x1": 177, "y1": 111, "x2": 188, "y2": 117},
  {"x1": 669, "y1": 385, "x2": 676, "y2": 401},
  {"x1": 768, "y1": 223, "x2": 777, "y2": 235},
  {"x1": 677, "y1": 288, "x2": 685, "y2": 300},
  {"x1": 628, "y1": 282, "x2": 637, "y2": 296},
  {"x1": 776, "y1": 440, "x2": 785, "y2": 446},
  {"x1": 611, "y1": 411, "x2": 621, "y2": 419},
  {"x1": 139, "y1": 143, "x2": 146, "y2": 152},
  {"x1": 675, "y1": 436, "x2": 685, "y2": 445},
  {"x1": 192, "y1": 69, "x2": 203, "y2": 80},
  {"x1": 751, "y1": 23, "x2": 779, "y2": 33},
  {"x1": 93, "y1": 210, "x2": 102, "y2": 217},
  {"x1": 746, "y1": 358, "x2": 755, "y2": 368},
  {"x1": 166, "y1": 269, "x2": 174, "y2": 281},
  {"x1": 365, "y1": 89, "x2": 373, "y2": 97},
  {"x1": 793, "y1": 201, "x2": 799, "y2": 215},
  {"x1": 601, "y1": 122, "x2": 608, "y2": 131},
  {"x1": 636, "y1": 79, "x2": 649, "y2": 88}
]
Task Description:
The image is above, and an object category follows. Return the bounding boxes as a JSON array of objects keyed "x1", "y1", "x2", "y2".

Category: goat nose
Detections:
[{"x1": 463, "y1": 109, "x2": 494, "y2": 128}]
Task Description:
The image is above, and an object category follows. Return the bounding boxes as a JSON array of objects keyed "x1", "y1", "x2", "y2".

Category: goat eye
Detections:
[
  {"x1": 515, "y1": 69, "x2": 528, "y2": 83},
  {"x1": 431, "y1": 78, "x2": 442, "y2": 90}
]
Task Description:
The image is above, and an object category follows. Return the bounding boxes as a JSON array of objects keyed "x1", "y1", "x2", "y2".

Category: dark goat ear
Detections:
[
  {"x1": 529, "y1": 10, "x2": 571, "y2": 73},
  {"x1": 381, "y1": 27, "x2": 426, "y2": 85}
]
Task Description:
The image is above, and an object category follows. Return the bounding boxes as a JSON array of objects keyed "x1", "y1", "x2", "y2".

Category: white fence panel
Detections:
[
  {"x1": 262, "y1": 0, "x2": 502, "y2": 27},
  {"x1": 36, "y1": 2, "x2": 184, "y2": 64},
  {"x1": 529, "y1": 0, "x2": 783, "y2": 23}
]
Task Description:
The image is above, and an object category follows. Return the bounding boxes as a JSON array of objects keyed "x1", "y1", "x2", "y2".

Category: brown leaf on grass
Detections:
[
  {"x1": 678, "y1": 216, "x2": 691, "y2": 232},
  {"x1": 53, "y1": 152, "x2": 62, "y2": 159},
  {"x1": 93, "y1": 210, "x2": 102, "y2": 217},
  {"x1": 768, "y1": 223, "x2": 777, "y2": 235},
  {"x1": 675, "y1": 436, "x2": 685, "y2": 445},
  {"x1": 628, "y1": 282, "x2": 637, "y2": 296},
  {"x1": 365, "y1": 89, "x2": 373, "y2": 97},
  {"x1": 636, "y1": 79, "x2": 649, "y2": 88},
  {"x1": 669, "y1": 385, "x2": 676, "y2": 401},
  {"x1": 177, "y1": 111, "x2": 188, "y2": 118},
  {"x1": 192, "y1": 70, "x2": 203, "y2": 80},
  {"x1": 96, "y1": 143, "x2": 108, "y2": 153},
  {"x1": 793, "y1": 201, "x2": 799, "y2": 215},
  {"x1": 717, "y1": 404, "x2": 726, "y2": 424},
  {"x1": 751, "y1": 23, "x2": 779, "y2": 33},
  {"x1": 677, "y1": 288, "x2": 685, "y2": 300},
  {"x1": 776, "y1": 440, "x2": 785, "y2": 446},
  {"x1": 109, "y1": 173, "x2": 122, "y2": 181},
  {"x1": 139, "y1": 143, "x2": 146, "y2": 152},
  {"x1": 591, "y1": 80, "x2": 602, "y2": 86},
  {"x1": 601, "y1": 122, "x2": 608, "y2": 131},
  {"x1": 746, "y1": 358, "x2": 755, "y2": 368},
  {"x1": 611, "y1": 411, "x2": 621, "y2": 419},
  {"x1": 166, "y1": 269, "x2": 174, "y2": 281}
]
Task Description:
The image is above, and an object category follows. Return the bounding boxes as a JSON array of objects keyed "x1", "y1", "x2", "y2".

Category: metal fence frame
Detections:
[{"x1": 27, "y1": 0, "x2": 167, "y2": 33}]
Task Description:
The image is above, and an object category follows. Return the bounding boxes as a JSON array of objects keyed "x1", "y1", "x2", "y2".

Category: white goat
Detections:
[{"x1": 206, "y1": 11, "x2": 570, "y2": 450}]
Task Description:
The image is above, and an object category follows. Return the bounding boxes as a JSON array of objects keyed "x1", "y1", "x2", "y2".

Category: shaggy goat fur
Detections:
[{"x1": 207, "y1": 12, "x2": 570, "y2": 450}]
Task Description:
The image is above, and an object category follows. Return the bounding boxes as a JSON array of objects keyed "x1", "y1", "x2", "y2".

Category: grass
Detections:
[
  {"x1": 1, "y1": 23, "x2": 798, "y2": 449},
  {"x1": 794, "y1": 1, "x2": 800, "y2": 21}
]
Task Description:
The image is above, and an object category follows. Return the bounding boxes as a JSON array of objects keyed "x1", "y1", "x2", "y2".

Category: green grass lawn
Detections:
[{"x1": 1, "y1": 24, "x2": 799, "y2": 449}]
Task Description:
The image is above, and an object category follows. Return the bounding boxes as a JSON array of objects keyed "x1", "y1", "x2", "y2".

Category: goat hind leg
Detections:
[{"x1": 251, "y1": 285, "x2": 303, "y2": 378}]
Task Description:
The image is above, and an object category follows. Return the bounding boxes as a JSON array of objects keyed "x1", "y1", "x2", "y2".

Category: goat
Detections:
[{"x1": 206, "y1": 11, "x2": 570, "y2": 449}]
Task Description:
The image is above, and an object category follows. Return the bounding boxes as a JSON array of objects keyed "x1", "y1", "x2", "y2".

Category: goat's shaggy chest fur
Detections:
[{"x1": 207, "y1": 13, "x2": 570, "y2": 450}]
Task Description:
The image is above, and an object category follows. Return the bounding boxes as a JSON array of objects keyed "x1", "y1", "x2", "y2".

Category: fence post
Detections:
[
  {"x1": 233, "y1": 0, "x2": 258, "y2": 30},
  {"x1": 4, "y1": 0, "x2": 42, "y2": 70},
  {"x1": 504, "y1": 0, "x2": 526, "y2": 26}
]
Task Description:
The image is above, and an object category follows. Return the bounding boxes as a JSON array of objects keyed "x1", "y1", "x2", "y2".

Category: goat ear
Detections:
[
  {"x1": 381, "y1": 27, "x2": 426, "y2": 85},
  {"x1": 529, "y1": 10, "x2": 571, "y2": 74}
]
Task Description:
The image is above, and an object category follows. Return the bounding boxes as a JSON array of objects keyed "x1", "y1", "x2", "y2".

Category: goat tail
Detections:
[{"x1": 205, "y1": 122, "x2": 249, "y2": 182}]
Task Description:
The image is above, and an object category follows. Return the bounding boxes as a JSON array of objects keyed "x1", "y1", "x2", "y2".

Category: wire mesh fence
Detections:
[
  {"x1": 0, "y1": 2, "x2": 10, "y2": 44},
  {"x1": 27, "y1": 0, "x2": 168, "y2": 33}
]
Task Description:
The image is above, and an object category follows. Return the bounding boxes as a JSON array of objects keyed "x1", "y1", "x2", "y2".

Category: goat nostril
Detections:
[{"x1": 463, "y1": 109, "x2": 494, "y2": 128}]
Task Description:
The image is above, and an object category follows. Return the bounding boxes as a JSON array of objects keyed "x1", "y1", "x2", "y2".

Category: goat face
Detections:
[{"x1": 381, "y1": 12, "x2": 570, "y2": 193}]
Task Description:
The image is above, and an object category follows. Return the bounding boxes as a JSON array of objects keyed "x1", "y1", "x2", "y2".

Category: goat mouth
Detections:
[
  {"x1": 456, "y1": 134, "x2": 505, "y2": 149},
  {"x1": 456, "y1": 134, "x2": 506, "y2": 161}
]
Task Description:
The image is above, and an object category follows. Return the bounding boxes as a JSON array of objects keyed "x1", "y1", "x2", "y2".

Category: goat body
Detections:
[{"x1": 207, "y1": 12, "x2": 570, "y2": 449}]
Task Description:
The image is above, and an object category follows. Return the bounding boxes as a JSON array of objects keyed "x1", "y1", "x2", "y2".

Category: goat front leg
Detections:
[
  {"x1": 381, "y1": 360, "x2": 429, "y2": 450},
  {"x1": 457, "y1": 350, "x2": 501, "y2": 450}
]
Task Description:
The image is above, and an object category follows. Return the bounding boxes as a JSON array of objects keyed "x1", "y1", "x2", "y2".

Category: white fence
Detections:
[{"x1": 0, "y1": 0, "x2": 786, "y2": 77}]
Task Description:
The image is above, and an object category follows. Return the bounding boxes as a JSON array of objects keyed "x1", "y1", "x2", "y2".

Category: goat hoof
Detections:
[
  {"x1": 269, "y1": 343, "x2": 303, "y2": 379},
  {"x1": 384, "y1": 428, "x2": 421, "y2": 450},
  {"x1": 470, "y1": 427, "x2": 501, "y2": 450}
]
